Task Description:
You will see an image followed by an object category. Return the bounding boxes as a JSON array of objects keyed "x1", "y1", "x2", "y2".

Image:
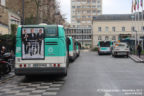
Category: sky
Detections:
[{"x1": 58, "y1": 0, "x2": 142, "y2": 23}]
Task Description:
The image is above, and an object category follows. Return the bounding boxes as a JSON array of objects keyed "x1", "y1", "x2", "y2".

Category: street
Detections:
[{"x1": 1, "y1": 51, "x2": 144, "y2": 96}]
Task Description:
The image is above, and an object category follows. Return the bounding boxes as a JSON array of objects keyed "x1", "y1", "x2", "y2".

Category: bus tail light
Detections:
[
  {"x1": 58, "y1": 64, "x2": 60, "y2": 67},
  {"x1": 24, "y1": 64, "x2": 26, "y2": 68},
  {"x1": 20, "y1": 64, "x2": 22, "y2": 68},
  {"x1": 54, "y1": 64, "x2": 56, "y2": 67}
]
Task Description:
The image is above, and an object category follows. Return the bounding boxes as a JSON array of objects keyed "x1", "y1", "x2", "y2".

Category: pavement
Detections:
[
  {"x1": 0, "y1": 51, "x2": 144, "y2": 96},
  {"x1": 0, "y1": 70, "x2": 15, "y2": 84},
  {"x1": 129, "y1": 55, "x2": 144, "y2": 63}
]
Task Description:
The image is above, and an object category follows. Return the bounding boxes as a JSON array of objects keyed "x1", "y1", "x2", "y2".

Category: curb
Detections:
[{"x1": 129, "y1": 55, "x2": 144, "y2": 63}]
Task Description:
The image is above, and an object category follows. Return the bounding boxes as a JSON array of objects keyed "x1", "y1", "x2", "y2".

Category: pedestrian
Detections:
[
  {"x1": 137, "y1": 43, "x2": 142, "y2": 58},
  {"x1": 1, "y1": 46, "x2": 6, "y2": 56}
]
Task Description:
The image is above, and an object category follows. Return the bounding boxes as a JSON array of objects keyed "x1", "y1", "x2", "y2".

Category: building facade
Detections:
[
  {"x1": 71, "y1": 0, "x2": 102, "y2": 28},
  {"x1": 0, "y1": 5, "x2": 21, "y2": 34},
  {"x1": 92, "y1": 14, "x2": 144, "y2": 48},
  {"x1": 65, "y1": 28, "x2": 92, "y2": 48},
  {"x1": 0, "y1": 23, "x2": 8, "y2": 35}
]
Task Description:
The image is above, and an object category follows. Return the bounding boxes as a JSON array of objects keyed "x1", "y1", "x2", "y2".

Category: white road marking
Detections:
[{"x1": 104, "y1": 93, "x2": 112, "y2": 96}]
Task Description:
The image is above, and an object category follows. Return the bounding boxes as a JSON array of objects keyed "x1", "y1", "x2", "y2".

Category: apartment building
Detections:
[
  {"x1": 71, "y1": 0, "x2": 102, "y2": 28},
  {"x1": 65, "y1": 28, "x2": 92, "y2": 48},
  {"x1": 92, "y1": 13, "x2": 144, "y2": 48}
]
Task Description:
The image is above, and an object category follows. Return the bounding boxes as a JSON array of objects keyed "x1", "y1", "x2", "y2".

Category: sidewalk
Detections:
[
  {"x1": 0, "y1": 70, "x2": 15, "y2": 84},
  {"x1": 129, "y1": 55, "x2": 144, "y2": 63}
]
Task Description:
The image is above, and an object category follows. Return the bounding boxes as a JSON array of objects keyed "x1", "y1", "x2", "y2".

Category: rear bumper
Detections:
[
  {"x1": 15, "y1": 67, "x2": 66, "y2": 75},
  {"x1": 113, "y1": 51, "x2": 129, "y2": 56},
  {"x1": 99, "y1": 51, "x2": 111, "y2": 54}
]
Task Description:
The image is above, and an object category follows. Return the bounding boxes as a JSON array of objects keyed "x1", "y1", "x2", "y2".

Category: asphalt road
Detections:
[
  {"x1": 58, "y1": 51, "x2": 144, "y2": 96},
  {"x1": 0, "y1": 51, "x2": 144, "y2": 96}
]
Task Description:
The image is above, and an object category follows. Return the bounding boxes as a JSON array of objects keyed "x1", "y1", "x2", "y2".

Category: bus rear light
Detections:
[
  {"x1": 54, "y1": 64, "x2": 56, "y2": 67},
  {"x1": 20, "y1": 64, "x2": 22, "y2": 68},
  {"x1": 58, "y1": 64, "x2": 60, "y2": 67},
  {"x1": 24, "y1": 64, "x2": 26, "y2": 68}
]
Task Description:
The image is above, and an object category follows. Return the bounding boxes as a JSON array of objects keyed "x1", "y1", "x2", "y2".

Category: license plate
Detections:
[
  {"x1": 33, "y1": 64, "x2": 47, "y2": 67},
  {"x1": 118, "y1": 53, "x2": 126, "y2": 55}
]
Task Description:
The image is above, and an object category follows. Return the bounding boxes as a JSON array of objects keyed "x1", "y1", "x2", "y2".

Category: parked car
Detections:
[{"x1": 112, "y1": 43, "x2": 130, "y2": 57}]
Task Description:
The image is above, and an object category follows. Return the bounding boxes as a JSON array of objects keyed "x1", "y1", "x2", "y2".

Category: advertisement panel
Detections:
[{"x1": 21, "y1": 28, "x2": 44, "y2": 59}]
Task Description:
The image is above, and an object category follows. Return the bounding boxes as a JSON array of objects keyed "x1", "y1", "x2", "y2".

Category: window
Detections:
[
  {"x1": 88, "y1": 16, "x2": 91, "y2": 18},
  {"x1": 112, "y1": 36, "x2": 116, "y2": 40},
  {"x1": 92, "y1": 0, "x2": 96, "y2": 3},
  {"x1": 77, "y1": 21, "x2": 80, "y2": 23},
  {"x1": 112, "y1": 27, "x2": 116, "y2": 32},
  {"x1": 72, "y1": 6, "x2": 75, "y2": 8},
  {"x1": 105, "y1": 26, "x2": 109, "y2": 32},
  {"x1": 87, "y1": 10, "x2": 91, "y2": 13},
  {"x1": 92, "y1": 6, "x2": 96, "y2": 8},
  {"x1": 122, "y1": 27, "x2": 125, "y2": 32},
  {"x1": 131, "y1": 26, "x2": 135, "y2": 32},
  {"x1": 93, "y1": 10, "x2": 96, "y2": 13},
  {"x1": 87, "y1": 0, "x2": 91, "y2": 3},
  {"x1": 97, "y1": 5, "x2": 101, "y2": 8},
  {"x1": 98, "y1": 27, "x2": 101, "y2": 32},
  {"x1": 88, "y1": 25, "x2": 91, "y2": 28},
  {"x1": 77, "y1": 6, "x2": 81, "y2": 8},
  {"x1": 98, "y1": 36, "x2": 102, "y2": 40},
  {"x1": 45, "y1": 27, "x2": 57, "y2": 37},
  {"x1": 141, "y1": 26, "x2": 144, "y2": 32},
  {"x1": 105, "y1": 36, "x2": 109, "y2": 40}
]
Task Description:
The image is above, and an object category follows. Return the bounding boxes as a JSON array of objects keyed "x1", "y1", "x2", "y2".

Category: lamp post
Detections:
[
  {"x1": 134, "y1": 30, "x2": 138, "y2": 54},
  {"x1": 22, "y1": 0, "x2": 25, "y2": 25},
  {"x1": 82, "y1": 30, "x2": 83, "y2": 47}
]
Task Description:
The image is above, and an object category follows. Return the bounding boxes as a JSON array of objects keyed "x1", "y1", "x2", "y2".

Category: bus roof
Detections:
[{"x1": 19, "y1": 25, "x2": 63, "y2": 28}]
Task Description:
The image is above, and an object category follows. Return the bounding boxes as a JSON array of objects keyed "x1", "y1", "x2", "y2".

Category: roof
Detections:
[
  {"x1": 21, "y1": 25, "x2": 63, "y2": 28},
  {"x1": 93, "y1": 13, "x2": 144, "y2": 21}
]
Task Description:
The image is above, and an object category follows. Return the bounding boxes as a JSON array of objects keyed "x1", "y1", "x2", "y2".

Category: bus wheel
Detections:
[
  {"x1": 62, "y1": 68, "x2": 67, "y2": 77},
  {"x1": 25, "y1": 75, "x2": 31, "y2": 79}
]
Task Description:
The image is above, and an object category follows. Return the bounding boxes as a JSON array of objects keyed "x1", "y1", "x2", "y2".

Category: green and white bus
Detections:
[
  {"x1": 75, "y1": 41, "x2": 81, "y2": 57},
  {"x1": 68, "y1": 37, "x2": 77, "y2": 61},
  {"x1": 15, "y1": 24, "x2": 69, "y2": 76}
]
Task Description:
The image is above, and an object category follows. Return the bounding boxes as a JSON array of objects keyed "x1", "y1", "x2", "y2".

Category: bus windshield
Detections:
[
  {"x1": 100, "y1": 41, "x2": 110, "y2": 47},
  {"x1": 45, "y1": 27, "x2": 58, "y2": 37}
]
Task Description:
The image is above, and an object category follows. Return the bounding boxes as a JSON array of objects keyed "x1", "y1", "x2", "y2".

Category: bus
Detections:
[
  {"x1": 68, "y1": 37, "x2": 77, "y2": 61},
  {"x1": 97, "y1": 41, "x2": 113, "y2": 55},
  {"x1": 15, "y1": 24, "x2": 69, "y2": 76},
  {"x1": 75, "y1": 41, "x2": 81, "y2": 57}
]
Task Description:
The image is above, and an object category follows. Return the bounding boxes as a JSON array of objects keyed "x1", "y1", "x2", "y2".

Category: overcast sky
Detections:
[{"x1": 58, "y1": 0, "x2": 142, "y2": 23}]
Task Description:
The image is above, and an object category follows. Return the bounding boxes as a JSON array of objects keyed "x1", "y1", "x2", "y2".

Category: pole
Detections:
[
  {"x1": 135, "y1": 12, "x2": 137, "y2": 54},
  {"x1": 82, "y1": 30, "x2": 83, "y2": 47},
  {"x1": 22, "y1": 0, "x2": 24, "y2": 25},
  {"x1": 142, "y1": 9, "x2": 144, "y2": 49}
]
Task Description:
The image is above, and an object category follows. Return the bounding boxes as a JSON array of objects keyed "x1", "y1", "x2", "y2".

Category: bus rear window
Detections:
[
  {"x1": 45, "y1": 27, "x2": 58, "y2": 37},
  {"x1": 100, "y1": 42, "x2": 110, "y2": 47}
]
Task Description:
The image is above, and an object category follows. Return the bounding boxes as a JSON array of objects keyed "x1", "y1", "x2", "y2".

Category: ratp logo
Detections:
[{"x1": 48, "y1": 47, "x2": 53, "y2": 53}]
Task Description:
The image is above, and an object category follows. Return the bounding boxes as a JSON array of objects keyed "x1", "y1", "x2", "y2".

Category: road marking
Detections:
[{"x1": 104, "y1": 93, "x2": 112, "y2": 96}]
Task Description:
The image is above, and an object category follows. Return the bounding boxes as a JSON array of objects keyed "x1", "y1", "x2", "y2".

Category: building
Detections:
[
  {"x1": 71, "y1": 0, "x2": 102, "y2": 28},
  {"x1": 5, "y1": 0, "x2": 65, "y2": 25},
  {"x1": 0, "y1": 0, "x2": 6, "y2": 6},
  {"x1": 0, "y1": 5, "x2": 21, "y2": 34},
  {"x1": 0, "y1": 22, "x2": 8, "y2": 35},
  {"x1": 65, "y1": 28, "x2": 92, "y2": 48},
  {"x1": 92, "y1": 13, "x2": 144, "y2": 48}
]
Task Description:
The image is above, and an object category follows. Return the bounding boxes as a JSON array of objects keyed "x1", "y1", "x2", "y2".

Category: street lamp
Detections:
[
  {"x1": 134, "y1": 30, "x2": 138, "y2": 54},
  {"x1": 22, "y1": 0, "x2": 25, "y2": 25},
  {"x1": 82, "y1": 30, "x2": 83, "y2": 47}
]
